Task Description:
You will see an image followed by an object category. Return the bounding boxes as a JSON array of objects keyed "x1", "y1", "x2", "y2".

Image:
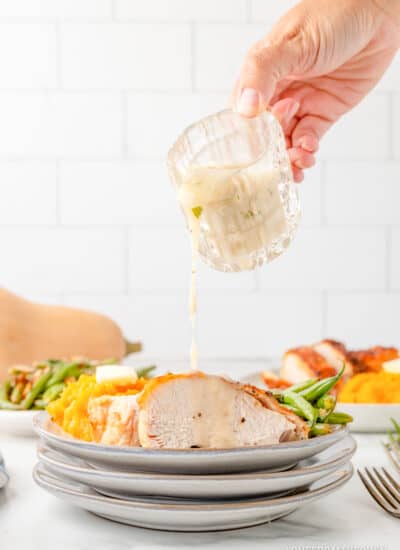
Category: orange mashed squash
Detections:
[
  {"x1": 47, "y1": 374, "x2": 147, "y2": 442},
  {"x1": 338, "y1": 372, "x2": 400, "y2": 404}
]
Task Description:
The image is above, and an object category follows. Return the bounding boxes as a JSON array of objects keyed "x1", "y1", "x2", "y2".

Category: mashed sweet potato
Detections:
[
  {"x1": 47, "y1": 374, "x2": 147, "y2": 441},
  {"x1": 338, "y1": 372, "x2": 400, "y2": 404}
]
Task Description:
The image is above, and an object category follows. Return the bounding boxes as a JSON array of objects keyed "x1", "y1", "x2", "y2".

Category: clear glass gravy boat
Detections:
[{"x1": 167, "y1": 109, "x2": 301, "y2": 272}]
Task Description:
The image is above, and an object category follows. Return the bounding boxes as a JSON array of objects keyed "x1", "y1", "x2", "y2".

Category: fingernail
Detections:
[
  {"x1": 237, "y1": 88, "x2": 260, "y2": 116},
  {"x1": 298, "y1": 135, "x2": 319, "y2": 152}
]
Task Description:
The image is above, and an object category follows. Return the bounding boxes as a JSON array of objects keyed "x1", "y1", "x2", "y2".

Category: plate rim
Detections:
[
  {"x1": 33, "y1": 461, "x2": 354, "y2": 511},
  {"x1": 37, "y1": 436, "x2": 357, "y2": 481},
  {"x1": 33, "y1": 411, "x2": 348, "y2": 456},
  {"x1": 337, "y1": 402, "x2": 400, "y2": 408}
]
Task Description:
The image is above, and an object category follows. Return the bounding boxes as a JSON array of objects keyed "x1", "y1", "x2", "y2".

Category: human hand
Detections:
[{"x1": 232, "y1": 0, "x2": 400, "y2": 181}]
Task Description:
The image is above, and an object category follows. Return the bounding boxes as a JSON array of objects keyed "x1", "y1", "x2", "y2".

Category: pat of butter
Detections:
[
  {"x1": 382, "y1": 358, "x2": 400, "y2": 374},
  {"x1": 96, "y1": 365, "x2": 138, "y2": 384}
]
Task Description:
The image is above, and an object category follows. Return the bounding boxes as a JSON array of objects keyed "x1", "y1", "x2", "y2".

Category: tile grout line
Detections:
[
  {"x1": 321, "y1": 290, "x2": 328, "y2": 337},
  {"x1": 388, "y1": 91, "x2": 395, "y2": 160},
  {"x1": 110, "y1": 0, "x2": 117, "y2": 20},
  {"x1": 190, "y1": 22, "x2": 196, "y2": 92},
  {"x1": 54, "y1": 22, "x2": 62, "y2": 89},
  {"x1": 0, "y1": 18, "x2": 255, "y2": 24},
  {"x1": 121, "y1": 90, "x2": 129, "y2": 157},
  {"x1": 10, "y1": 288, "x2": 400, "y2": 299},
  {"x1": 385, "y1": 226, "x2": 392, "y2": 291},
  {"x1": 320, "y1": 159, "x2": 327, "y2": 226},
  {"x1": 123, "y1": 226, "x2": 130, "y2": 294},
  {"x1": 55, "y1": 160, "x2": 61, "y2": 224},
  {"x1": 246, "y1": 0, "x2": 252, "y2": 22},
  {"x1": 0, "y1": 222, "x2": 398, "y2": 230}
]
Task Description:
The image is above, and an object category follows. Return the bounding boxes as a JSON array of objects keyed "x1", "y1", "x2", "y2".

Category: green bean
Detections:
[
  {"x1": 0, "y1": 380, "x2": 23, "y2": 409},
  {"x1": 46, "y1": 359, "x2": 62, "y2": 366},
  {"x1": 281, "y1": 403, "x2": 310, "y2": 419},
  {"x1": 10, "y1": 382, "x2": 24, "y2": 404},
  {"x1": 33, "y1": 399, "x2": 48, "y2": 409},
  {"x1": 0, "y1": 399, "x2": 23, "y2": 410},
  {"x1": 46, "y1": 362, "x2": 80, "y2": 387},
  {"x1": 298, "y1": 366, "x2": 345, "y2": 402},
  {"x1": 309, "y1": 423, "x2": 333, "y2": 437},
  {"x1": 316, "y1": 394, "x2": 336, "y2": 421},
  {"x1": 136, "y1": 365, "x2": 157, "y2": 379},
  {"x1": 286, "y1": 379, "x2": 317, "y2": 394},
  {"x1": 22, "y1": 370, "x2": 53, "y2": 410},
  {"x1": 100, "y1": 358, "x2": 118, "y2": 365},
  {"x1": 42, "y1": 382, "x2": 65, "y2": 403},
  {"x1": 0, "y1": 380, "x2": 11, "y2": 401},
  {"x1": 325, "y1": 411, "x2": 353, "y2": 425},
  {"x1": 60, "y1": 365, "x2": 84, "y2": 380},
  {"x1": 282, "y1": 390, "x2": 317, "y2": 424},
  {"x1": 269, "y1": 388, "x2": 284, "y2": 399}
]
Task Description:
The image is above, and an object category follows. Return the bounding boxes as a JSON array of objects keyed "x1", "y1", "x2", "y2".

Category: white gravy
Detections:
[{"x1": 178, "y1": 164, "x2": 286, "y2": 371}]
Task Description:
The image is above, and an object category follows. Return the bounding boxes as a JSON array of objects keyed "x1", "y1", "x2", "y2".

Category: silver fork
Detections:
[
  {"x1": 384, "y1": 441, "x2": 400, "y2": 474},
  {"x1": 358, "y1": 462, "x2": 400, "y2": 518}
]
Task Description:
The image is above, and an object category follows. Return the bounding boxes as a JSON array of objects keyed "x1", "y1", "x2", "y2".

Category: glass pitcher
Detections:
[{"x1": 167, "y1": 109, "x2": 301, "y2": 272}]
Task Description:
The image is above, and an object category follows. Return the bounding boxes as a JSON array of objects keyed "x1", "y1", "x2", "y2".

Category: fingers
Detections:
[
  {"x1": 292, "y1": 166, "x2": 304, "y2": 183},
  {"x1": 288, "y1": 147, "x2": 316, "y2": 169},
  {"x1": 291, "y1": 114, "x2": 331, "y2": 152},
  {"x1": 272, "y1": 98, "x2": 316, "y2": 182},
  {"x1": 234, "y1": 33, "x2": 304, "y2": 117},
  {"x1": 271, "y1": 98, "x2": 300, "y2": 134}
]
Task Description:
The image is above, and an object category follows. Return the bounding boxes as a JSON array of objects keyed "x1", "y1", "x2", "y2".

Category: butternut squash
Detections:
[{"x1": 0, "y1": 289, "x2": 141, "y2": 381}]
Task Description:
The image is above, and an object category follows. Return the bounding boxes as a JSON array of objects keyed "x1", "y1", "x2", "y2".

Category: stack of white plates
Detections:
[{"x1": 33, "y1": 412, "x2": 355, "y2": 532}]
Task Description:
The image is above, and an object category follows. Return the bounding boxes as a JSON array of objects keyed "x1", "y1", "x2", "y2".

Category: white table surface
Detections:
[{"x1": 0, "y1": 359, "x2": 399, "y2": 550}]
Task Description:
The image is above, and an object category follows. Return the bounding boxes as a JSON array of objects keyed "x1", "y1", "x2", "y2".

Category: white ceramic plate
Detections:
[
  {"x1": 0, "y1": 410, "x2": 37, "y2": 437},
  {"x1": 33, "y1": 412, "x2": 349, "y2": 474},
  {"x1": 33, "y1": 462, "x2": 353, "y2": 532},
  {"x1": 336, "y1": 403, "x2": 400, "y2": 433},
  {"x1": 36, "y1": 435, "x2": 356, "y2": 499},
  {"x1": 0, "y1": 452, "x2": 9, "y2": 489},
  {"x1": 0, "y1": 466, "x2": 8, "y2": 489},
  {"x1": 0, "y1": 453, "x2": 9, "y2": 489}
]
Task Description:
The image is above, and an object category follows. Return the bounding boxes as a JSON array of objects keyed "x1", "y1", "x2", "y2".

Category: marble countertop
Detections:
[{"x1": 0, "y1": 433, "x2": 398, "y2": 549}]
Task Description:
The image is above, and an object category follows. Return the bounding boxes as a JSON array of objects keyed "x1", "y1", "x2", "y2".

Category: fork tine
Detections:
[
  {"x1": 382, "y1": 467, "x2": 400, "y2": 494},
  {"x1": 384, "y1": 444, "x2": 400, "y2": 474},
  {"x1": 372, "y1": 467, "x2": 400, "y2": 505},
  {"x1": 358, "y1": 469, "x2": 393, "y2": 514},
  {"x1": 365, "y1": 468, "x2": 399, "y2": 509}
]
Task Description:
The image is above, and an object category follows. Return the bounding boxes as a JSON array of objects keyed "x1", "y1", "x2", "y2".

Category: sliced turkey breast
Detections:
[
  {"x1": 241, "y1": 383, "x2": 309, "y2": 440},
  {"x1": 137, "y1": 372, "x2": 308, "y2": 449},
  {"x1": 88, "y1": 394, "x2": 139, "y2": 446},
  {"x1": 313, "y1": 339, "x2": 354, "y2": 377},
  {"x1": 281, "y1": 346, "x2": 337, "y2": 384}
]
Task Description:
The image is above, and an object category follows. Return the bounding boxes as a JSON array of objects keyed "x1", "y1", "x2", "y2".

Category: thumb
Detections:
[{"x1": 234, "y1": 35, "x2": 304, "y2": 117}]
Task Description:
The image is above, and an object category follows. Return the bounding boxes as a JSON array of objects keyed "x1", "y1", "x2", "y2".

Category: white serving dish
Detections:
[
  {"x1": 33, "y1": 462, "x2": 353, "y2": 532},
  {"x1": 0, "y1": 410, "x2": 37, "y2": 437},
  {"x1": 36, "y1": 435, "x2": 356, "y2": 500},
  {"x1": 337, "y1": 403, "x2": 400, "y2": 433},
  {"x1": 241, "y1": 370, "x2": 400, "y2": 433},
  {"x1": 33, "y1": 412, "x2": 349, "y2": 475}
]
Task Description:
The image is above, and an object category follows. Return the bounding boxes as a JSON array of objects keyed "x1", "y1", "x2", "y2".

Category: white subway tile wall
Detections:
[
  {"x1": 0, "y1": 24, "x2": 57, "y2": 88},
  {"x1": 115, "y1": 0, "x2": 248, "y2": 22},
  {"x1": 0, "y1": 1, "x2": 398, "y2": 366}
]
